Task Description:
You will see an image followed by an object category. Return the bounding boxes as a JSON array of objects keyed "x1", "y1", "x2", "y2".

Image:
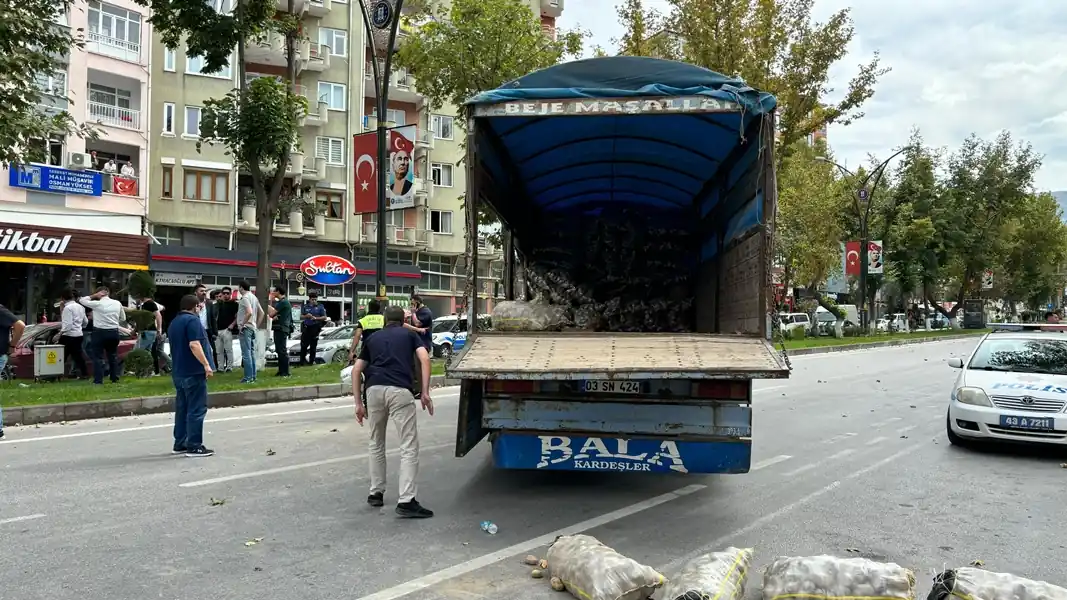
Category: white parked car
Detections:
[
  {"x1": 267, "y1": 324, "x2": 356, "y2": 365},
  {"x1": 946, "y1": 323, "x2": 1067, "y2": 446}
]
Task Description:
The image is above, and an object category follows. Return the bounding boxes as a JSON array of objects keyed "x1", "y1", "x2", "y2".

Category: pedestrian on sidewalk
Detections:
[
  {"x1": 58, "y1": 289, "x2": 89, "y2": 378},
  {"x1": 268, "y1": 285, "x2": 293, "y2": 378},
  {"x1": 79, "y1": 286, "x2": 126, "y2": 384},
  {"x1": 168, "y1": 294, "x2": 216, "y2": 457},
  {"x1": 352, "y1": 305, "x2": 434, "y2": 518},
  {"x1": 235, "y1": 281, "x2": 262, "y2": 383},
  {"x1": 0, "y1": 303, "x2": 26, "y2": 439}
]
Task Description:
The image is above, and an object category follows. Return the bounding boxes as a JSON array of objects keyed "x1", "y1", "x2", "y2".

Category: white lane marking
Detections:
[
  {"x1": 1, "y1": 392, "x2": 460, "y2": 445},
  {"x1": 751, "y1": 454, "x2": 792, "y2": 471},
  {"x1": 784, "y1": 448, "x2": 854, "y2": 477},
  {"x1": 179, "y1": 441, "x2": 454, "y2": 487},
  {"x1": 353, "y1": 484, "x2": 706, "y2": 600},
  {"x1": 0, "y1": 514, "x2": 46, "y2": 525},
  {"x1": 822, "y1": 432, "x2": 857, "y2": 444},
  {"x1": 661, "y1": 444, "x2": 920, "y2": 573},
  {"x1": 899, "y1": 425, "x2": 917, "y2": 435},
  {"x1": 865, "y1": 436, "x2": 887, "y2": 446}
]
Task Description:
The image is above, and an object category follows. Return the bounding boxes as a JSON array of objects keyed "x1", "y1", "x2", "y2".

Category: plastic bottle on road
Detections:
[{"x1": 480, "y1": 520, "x2": 498, "y2": 535}]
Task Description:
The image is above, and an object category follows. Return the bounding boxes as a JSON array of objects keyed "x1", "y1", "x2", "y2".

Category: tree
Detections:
[
  {"x1": 933, "y1": 132, "x2": 1042, "y2": 317},
  {"x1": 0, "y1": 0, "x2": 95, "y2": 165},
  {"x1": 883, "y1": 131, "x2": 941, "y2": 304},
  {"x1": 616, "y1": 0, "x2": 888, "y2": 162},
  {"x1": 393, "y1": 0, "x2": 585, "y2": 312},
  {"x1": 614, "y1": 0, "x2": 678, "y2": 58},
  {"x1": 998, "y1": 192, "x2": 1067, "y2": 312},
  {"x1": 139, "y1": 0, "x2": 305, "y2": 321},
  {"x1": 775, "y1": 138, "x2": 847, "y2": 314}
]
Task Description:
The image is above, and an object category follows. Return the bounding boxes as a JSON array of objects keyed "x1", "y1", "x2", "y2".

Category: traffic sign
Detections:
[{"x1": 857, "y1": 188, "x2": 869, "y2": 201}]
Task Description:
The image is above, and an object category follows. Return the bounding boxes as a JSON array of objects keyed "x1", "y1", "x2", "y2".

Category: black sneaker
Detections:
[
  {"x1": 171, "y1": 445, "x2": 187, "y2": 454},
  {"x1": 367, "y1": 492, "x2": 384, "y2": 507},
  {"x1": 396, "y1": 500, "x2": 433, "y2": 518},
  {"x1": 185, "y1": 446, "x2": 215, "y2": 458},
  {"x1": 0, "y1": 429, "x2": 5, "y2": 440}
]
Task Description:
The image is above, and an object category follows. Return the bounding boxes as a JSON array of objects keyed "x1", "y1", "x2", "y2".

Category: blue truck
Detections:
[{"x1": 446, "y1": 56, "x2": 790, "y2": 475}]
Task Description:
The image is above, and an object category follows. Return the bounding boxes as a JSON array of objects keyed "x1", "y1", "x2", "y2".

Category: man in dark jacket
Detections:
[{"x1": 214, "y1": 286, "x2": 238, "y2": 373}]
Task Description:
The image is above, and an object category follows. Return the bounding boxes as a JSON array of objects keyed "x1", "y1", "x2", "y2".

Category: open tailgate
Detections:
[{"x1": 446, "y1": 331, "x2": 789, "y2": 380}]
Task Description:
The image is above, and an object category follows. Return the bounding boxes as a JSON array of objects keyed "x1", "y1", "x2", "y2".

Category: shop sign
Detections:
[
  {"x1": 300, "y1": 254, "x2": 357, "y2": 286},
  {"x1": 154, "y1": 272, "x2": 200, "y2": 287},
  {"x1": 8, "y1": 164, "x2": 103, "y2": 196},
  {"x1": 474, "y1": 96, "x2": 742, "y2": 118},
  {"x1": 0, "y1": 228, "x2": 72, "y2": 254}
]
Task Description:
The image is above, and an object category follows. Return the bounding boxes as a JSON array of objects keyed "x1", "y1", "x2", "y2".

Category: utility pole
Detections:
[{"x1": 358, "y1": 0, "x2": 405, "y2": 306}]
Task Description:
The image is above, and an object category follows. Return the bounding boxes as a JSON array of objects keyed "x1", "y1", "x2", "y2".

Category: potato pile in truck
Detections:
[{"x1": 447, "y1": 55, "x2": 791, "y2": 474}]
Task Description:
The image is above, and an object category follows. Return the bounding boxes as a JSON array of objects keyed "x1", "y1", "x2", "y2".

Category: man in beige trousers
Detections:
[{"x1": 352, "y1": 305, "x2": 435, "y2": 518}]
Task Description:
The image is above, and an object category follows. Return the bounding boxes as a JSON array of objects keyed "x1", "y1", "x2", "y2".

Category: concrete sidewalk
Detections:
[{"x1": 2, "y1": 332, "x2": 981, "y2": 426}]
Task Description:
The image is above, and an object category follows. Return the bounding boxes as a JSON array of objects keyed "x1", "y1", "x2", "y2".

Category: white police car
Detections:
[{"x1": 947, "y1": 323, "x2": 1067, "y2": 446}]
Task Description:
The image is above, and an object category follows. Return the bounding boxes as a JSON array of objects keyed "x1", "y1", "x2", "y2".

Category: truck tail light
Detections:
[
  {"x1": 485, "y1": 380, "x2": 538, "y2": 394},
  {"x1": 693, "y1": 380, "x2": 748, "y2": 400}
]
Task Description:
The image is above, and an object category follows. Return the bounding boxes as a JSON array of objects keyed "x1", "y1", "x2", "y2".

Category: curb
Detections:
[
  {"x1": 3, "y1": 334, "x2": 982, "y2": 427},
  {"x1": 2, "y1": 375, "x2": 460, "y2": 427},
  {"x1": 786, "y1": 332, "x2": 983, "y2": 356}
]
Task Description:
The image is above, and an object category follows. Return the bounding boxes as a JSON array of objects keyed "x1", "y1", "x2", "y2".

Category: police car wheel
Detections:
[{"x1": 442, "y1": 344, "x2": 452, "y2": 358}]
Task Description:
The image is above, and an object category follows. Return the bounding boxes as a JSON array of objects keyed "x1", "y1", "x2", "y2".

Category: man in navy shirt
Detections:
[
  {"x1": 298, "y1": 292, "x2": 328, "y2": 366},
  {"x1": 404, "y1": 294, "x2": 433, "y2": 398},
  {"x1": 352, "y1": 305, "x2": 434, "y2": 518},
  {"x1": 168, "y1": 294, "x2": 216, "y2": 457}
]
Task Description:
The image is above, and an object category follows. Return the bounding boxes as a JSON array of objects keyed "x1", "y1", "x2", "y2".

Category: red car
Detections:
[{"x1": 4, "y1": 323, "x2": 139, "y2": 380}]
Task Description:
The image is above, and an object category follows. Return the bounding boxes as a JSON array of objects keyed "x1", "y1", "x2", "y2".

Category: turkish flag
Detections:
[
  {"x1": 113, "y1": 176, "x2": 138, "y2": 196},
  {"x1": 844, "y1": 241, "x2": 861, "y2": 276},
  {"x1": 353, "y1": 132, "x2": 378, "y2": 214}
]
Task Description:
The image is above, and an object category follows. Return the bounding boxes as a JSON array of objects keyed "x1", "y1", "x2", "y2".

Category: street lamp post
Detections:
[
  {"x1": 818, "y1": 147, "x2": 909, "y2": 330},
  {"x1": 357, "y1": 0, "x2": 405, "y2": 306}
]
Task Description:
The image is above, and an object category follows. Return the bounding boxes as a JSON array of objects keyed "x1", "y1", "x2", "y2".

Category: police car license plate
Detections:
[
  {"x1": 582, "y1": 380, "x2": 642, "y2": 394},
  {"x1": 999, "y1": 415, "x2": 1055, "y2": 430}
]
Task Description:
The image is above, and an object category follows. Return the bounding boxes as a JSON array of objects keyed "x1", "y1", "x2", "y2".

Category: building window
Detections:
[
  {"x1": 163, "y1": 47, "x2": 176, "y2": 71},
  {"x1": 431, "y1": 115, "x2": 454, "y2": 140},
  {"x1": 35, "y1": 71, "x2": 66, "y2": 97},
  {"x1": 318, "y1": 28, "x2": 347, "y2": 56},
  {"x1": 316, "y1": 190, "x2": 344, "y2": 219},
  {"x1": 184, "y1": 106, "x2": 201, "y2": 137},
  {"x1": 162, "y1": 102, "x2": 175, "y2": 134},
  {"x1": 387, "y1": 250, "x2": 415, "y2": 265},
  {"x1": 87, "y1": 1, "x2": 142, "y2": 61},
  {"x1": 88, "y1": 83, "x2": 138, "y2": 128},
  {"x1": 428, "y1": 209, "x2": 453, "y2": 234},
  {"x1": 315, "y1": 136, "x2": 345, "y2": 166},
  {"x1": 367, "y1": 210, "x2": 405, "y2": 228},
  {"x1": 317, "y1": 81, "x2": 346, "y2": 111},
  {"x1": 151, "y1": 224, "x2": 181, "y2": 245},
  {"x1": 370, "y1": 108, "x2": 405, "y2": 126},
  {"x1": 183, "y1": 169, "x2": 229, "y2": 202},
  {"x1": 431, "y1": 162, "x2": 453, "y2": 187},
  {"x1": 187, "y1": 54, "x2": 233, "y2": 79},
  {"x1": 161, "y1": 165, "x2": 173, "y2": 198},
  {"x1": 418, "y1": 255, "x2": 453, "y2": 291}
]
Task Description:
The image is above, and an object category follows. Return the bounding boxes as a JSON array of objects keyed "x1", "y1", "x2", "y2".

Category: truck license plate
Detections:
[
  {"x1": 999, "y1": 415, "x2": 1055, "y2": 430},
  {"x1": 582, "y1": 380, "x2": 642, "y2": 394}
]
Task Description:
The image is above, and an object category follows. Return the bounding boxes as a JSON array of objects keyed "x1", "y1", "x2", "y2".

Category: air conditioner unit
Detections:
[{"x1": 67, "y1": 152, "x2": 92, "y2": 170}]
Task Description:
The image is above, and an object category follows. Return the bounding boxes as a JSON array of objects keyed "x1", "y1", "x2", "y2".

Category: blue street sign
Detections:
[
  {"x1": 857, "y1": 188, "x2": 869, "y2": 201},
  {"x1": 8, "y1": 164, "x2": 102, "y2": 196},
  {"x1": 370, "y1": 0, "x2": 393, "y2": 28}
]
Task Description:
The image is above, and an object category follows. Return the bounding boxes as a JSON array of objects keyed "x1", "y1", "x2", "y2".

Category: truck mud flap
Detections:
[
  {"x1": 490, "y1": 432, "x2": 751, "y2": 474},
  {"x1": 455, "y1": 380, "x2": 489, "y2": 457}
]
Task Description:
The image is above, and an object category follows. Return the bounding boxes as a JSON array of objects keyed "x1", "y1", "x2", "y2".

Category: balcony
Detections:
[
  {"x1": 276, "y1": 0, "x2": 307, "y2": 13},
  {"x1": 364, "y1": 62, "x2": 424, "y2": 105},
  {"x1": 244, "y1": 31, "x2": 288, "y2": 68},
  {"x1": 87, "y1": 102, "x2": 141, "y2": 131},
  {"x1": 414, "y1": 228, "x2": 435, "y2": 249},
  {"x1": 541, "y1": 0, "x2": 563, "y2": 17},
  {"x1": 287, "y1": 151, "x2": 305, "y2": 175},
  {"x1": 415, "y1": 128, "x2": 434, "y2": 153},
  {"x1": 360, "y1": 222, "x2": 417, "y2": 245},
  {"x1": 302, "y1": 157, "x2": 328, "y2": 181},
  {"x1": 363, "y1": 116, "x2": 397, "y2": 131},
  {"x1": 86, "y1": 140, "x2": 144, "y2": 198},
  {"x1": 362, "y1": 221, "x2": 378, "y2": 243},
  {"x1": 308, "y1": 0, "x2": 331, "y2": 16},
  {"x1": 412, "y1": 177, "x2": 431, "y2": 202},
  {"x1": 87, "y1": 30, "x2": 141, "y2": 63},
  {"x1": 303, "y1": 43, "x2": 330, "y2": 72}
]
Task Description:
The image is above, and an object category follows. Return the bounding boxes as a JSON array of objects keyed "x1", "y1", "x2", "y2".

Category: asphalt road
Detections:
[{"x1": 3, "y1": 338, "x2": 1065, "y2": 600}]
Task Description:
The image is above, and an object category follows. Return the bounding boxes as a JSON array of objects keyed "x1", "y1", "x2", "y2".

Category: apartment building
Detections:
[
  {"x1": 357, "y1": 0, "x2": 564, "y2": 318},
  {"x1": 0, "y1": 0, "x2": 152, "y2": 322},
  {"x1": 143, "y1": 0, "x2": 561, "y2": 319}
]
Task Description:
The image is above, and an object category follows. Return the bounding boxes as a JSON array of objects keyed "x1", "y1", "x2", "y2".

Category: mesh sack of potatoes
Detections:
[
  {"x1": 546, "y1": 534, "x2": 665, "y2": 600},
  {"x1": 763, "y1": 556, "x2": 916, "y2": 600},
  {"x1": 491, "y1": 300, "x2": 571, "y2": 332},
  {"x1": 660, "y1": 547, "x2": 754, "y2": 600},
  {"x1": 927, "y1": 568, "x2": 1067, "y2": 600}
]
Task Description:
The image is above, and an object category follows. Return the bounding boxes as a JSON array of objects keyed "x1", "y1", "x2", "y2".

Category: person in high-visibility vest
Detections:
[{"x1": 349, "y1": 300, "x2": 384, "y2": 400}]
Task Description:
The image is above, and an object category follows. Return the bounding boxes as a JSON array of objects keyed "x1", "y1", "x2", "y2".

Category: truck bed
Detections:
[{"x1": 446, "y1": 332, "x2": 789, "y2": 380}]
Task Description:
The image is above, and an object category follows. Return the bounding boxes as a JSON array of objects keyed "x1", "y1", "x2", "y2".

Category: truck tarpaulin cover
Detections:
[{"x1": 466, "y1": 57, "x2": 777, "y2": 332}]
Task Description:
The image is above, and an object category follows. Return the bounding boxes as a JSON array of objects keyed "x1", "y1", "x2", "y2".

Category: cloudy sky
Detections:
[{"x1": 558, "y1": 0, "x2": 1067, "y2": 192}]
